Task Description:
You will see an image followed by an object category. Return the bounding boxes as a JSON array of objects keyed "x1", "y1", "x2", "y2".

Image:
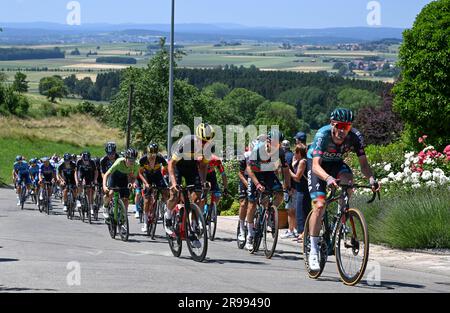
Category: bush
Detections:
[
  {"x1": 217, "y1": 159, "x2": 240, "y2": 214},
  {"x1": 77, "y1": 101, "x2": 96, "y2": 114},
  {"x1": 354, "y1": 187, "x2": 450, "y2": 249},
  {"x1": 220, "y1": 200, "x2": 240, "y2": 216},
  {"x1": 39, "y1": 102, "x2": 57, "y2": 117}
]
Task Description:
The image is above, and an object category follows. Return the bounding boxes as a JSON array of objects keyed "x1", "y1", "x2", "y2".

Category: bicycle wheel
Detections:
[
  {"x1": 263, "y1": 206, "x2": 279, "y2": 259},
  {"x1": 335, "y1": 208, "x2": 369, "y2": 286},
  {"x1": 20, "y1": 186, "x2": 26, "y2": 210},
  {"x1": 303, "y1": 210, "x2": 329, "y2": 279},
  {"x1": 118, "y1": 200, "x2": 129, "y2": 242},
  {"x1": 107, "y1": 203, "x2": 116, "y2": 239},
  {"x1": 207, "y1": 203, "x2": 218, "y2": 241},
  {"x1": 236, "y1": 221, "x2": 247, "y2": 249},
  {"x1": 250, "y1": 208, "x2": 263, "y2": 254},
  {"x1": 87, "y1": 202, "x2": 92, "y2": 224},
  {"x1": 185, "y1": 203, "x2": 208, "y2": 262},
  {"x1": 148, "y1": 202, "x2": 158, "y2": 240},
  {"x1": 166, "y1": 211, "x2": 182, "y2": 257}
]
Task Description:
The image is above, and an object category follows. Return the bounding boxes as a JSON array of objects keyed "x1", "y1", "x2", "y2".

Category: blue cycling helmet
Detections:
[
  {"x1": 330, "y1": 108, "x2": 354, "y2": 123},
  {"x1": 16, "y1": 155, "x2": 23, "y2": 162},
  {"x1": 30, "y1": 158, "x2": 37, "y2": 164},
  {"x1": 63, "y1": 153, "x2": 72, "y2": 161}
]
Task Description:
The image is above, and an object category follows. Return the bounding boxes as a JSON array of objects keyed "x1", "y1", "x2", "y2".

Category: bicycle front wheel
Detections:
[
  {"x1": 166, "y1": 212, "x2": 182, "y2": 257},
  {"x1": 263, "y1": 206, "x2": 279, "y2": 259},
  {"x1": 118, "y1": 200, "x2": 129, "y2": 242},
  {"x1": 185, "y1": 203, "x2": 208, "y2": 262},
  {"x1": 335, "y1": 208, "x2": 369, "y2": 286},
  {"x1": 207, "y1": 203, "x2": 218, "y2": 241},
  {"x1": 303, "y1": 210, "x2": 329, "y2": 279}
]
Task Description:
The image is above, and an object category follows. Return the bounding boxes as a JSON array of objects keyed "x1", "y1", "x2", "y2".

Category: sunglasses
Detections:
[{"x1": 334, "y1": 122, "x2": 352, "y2": 131}]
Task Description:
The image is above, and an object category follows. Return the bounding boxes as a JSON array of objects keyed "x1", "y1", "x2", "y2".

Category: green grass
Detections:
[
  {"x1": 0, "y1": 137, "x2": 106, "y2": 185},
  {"x1": 354, "y1": 187, "x2": 450, "y2": 249}
]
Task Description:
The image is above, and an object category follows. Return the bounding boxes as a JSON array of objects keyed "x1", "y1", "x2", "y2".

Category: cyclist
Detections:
[
  {"x1": 306, "y1": 108, "x2": 380, "y2": 271},
  {"x1": 29, "y1": 158, "x2": 40, "y2": 202},
  {"x1": 237, "y1": 148, "x2": 251, "y2": 242},
  {"x1": 138, "y1": 143, "x2": 169, "y2": 232},
  {"x1": 102, "y1": 148, "x2": 139, "y2": 219},
  {"x1": 39, "y1": 157, "x2": 56, "y2": 203},
  {"x1": 165, "y1": 123, "x2": 215, "y2": 248},
  {"x1": 245, "y1": 129, "x2": 291, "y2": 251},
  {"x1": 13, "y1": 156, "x2": 31, "y2": 206},
  {"x1": 76, "y1": 151, "x2": 98, "y2": 215},
  {"x1": 100, "y1": 142, "x2": 120, "y2": 178},
  {"x1": 57, "y1": 153, "x2": 78, "y2": 212},
  {"x1": 93, "y1": 157, "x2": 103, "y2": 213},
  {"x1": 205, "y1": 154, "x2": 228, "y2": 218}
]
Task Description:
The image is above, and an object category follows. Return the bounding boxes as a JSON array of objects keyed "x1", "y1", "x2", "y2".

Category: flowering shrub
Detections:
[{"x1": 377, "y1": 136, "x2": 450, "y2": 190}]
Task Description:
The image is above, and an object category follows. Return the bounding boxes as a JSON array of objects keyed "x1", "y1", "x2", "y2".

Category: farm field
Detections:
[{"x1": 0, "y1": 42, "x2": 399, "y2": 91}]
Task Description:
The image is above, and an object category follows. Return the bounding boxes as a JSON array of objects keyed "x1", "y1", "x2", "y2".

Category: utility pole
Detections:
[
  {"x1": 167, "y1": 0, "x2": 175, "y2": 155},
  {"x1": 126, "y1": 84, "x2": 134, "y2": 150}
]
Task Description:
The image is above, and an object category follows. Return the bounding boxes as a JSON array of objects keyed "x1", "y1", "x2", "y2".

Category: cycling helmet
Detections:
[
  {"x1": 281, "y1": 140, "x2": 290, "y2": 150},
  {"x1": 63, "y1": 153, "x2": 71, "y2": 162},
  {"x1": 195, "y1": 123, "x2": 215, "y2": 142},
  {"x1": 30, "y1": 158, "x2": 37, "y2": 164},
  {"x1": 41, "y1": 157, "x2": 50, "y2": 163},
  {"x1": 16, "y1": 155, "x2": 23, "y2": 162},
  {"x1": 147, "y1": 143, "x2": 159, "y2": 154},
  {"x1": 105, "y1": 141, "x2": 117, "y2": 154},
  {"x1": 125, "y1": 148, "x2": 138, "y2": 159},
  {"x1": 330, "y1": 108, "x2": 354, "y2": 123},
  {"x1": 81, "y1": 151, "x2": 91, "y2": 161},
  {"x1": 267, "y1": 129, "x2": 285, "y2": 143}
]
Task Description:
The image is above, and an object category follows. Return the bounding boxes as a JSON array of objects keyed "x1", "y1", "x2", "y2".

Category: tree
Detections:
[
  {"x1": 337, "y1": 88, "x2": 382, "y2": 112},
  {"x1": 254, "y1": 101, "x2": 309, "y2": 136},
  {"x1": 0, "y1": 85, "x2": 29, "y2": 116},
  {"x1": 75, "y1": 77, "x2": 94, "y2": 99},
  {"x1": 12, "y1": 72, "x2": 28, "y2": 93},
  {"x1": 108, "y1": 47, "x2": 214, "y2": 148},
  {"x1": 393, "y1": 0, "x2": 450, "y2": 150},
  {"x1": 203, "y1": 82, "x2": 230, "y2": 99},
  {"x1": 39, "y1": 76, "x2": 68, "y2": 103},
  {"x1": 354, "y1": 86, "x2": 403, "y2": 145},
  {"x1": 70, "y1": 48, "x2": 81, "y2": 56},
  {"x1": 64, "y1": 74, "x2": 78, "y2": 95},
  {"x1": 222, "y1": 88, "x2": 266, "y2": 125},
  {"x1": 0, "y1": 72, "x2": 7, "y2": 83}
]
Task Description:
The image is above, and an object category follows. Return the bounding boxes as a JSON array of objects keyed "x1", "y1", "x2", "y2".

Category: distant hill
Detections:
[{"x1": 0, "y1": 22, "x2": 405, "y2": 45}]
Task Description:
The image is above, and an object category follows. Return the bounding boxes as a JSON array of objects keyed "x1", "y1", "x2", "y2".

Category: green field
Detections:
[
  {"x1": 0, "y1": 137, "x2": 106, "y2": 185},
  {"x1": 0, "y1": 42, "x2": 399, "y2": 90}
]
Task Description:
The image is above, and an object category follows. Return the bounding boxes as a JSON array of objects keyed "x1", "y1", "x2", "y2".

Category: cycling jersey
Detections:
[
  {"x1": 139, "y1": 153, "x2": 167, "y2": 173},
  {"x1": 29, "y1": 165, "x2": 40, "y2": 179},
  {"x1": 76, "y1": 159, "x2": 97, "y2": 185},
  {"x1": 100, "y1": 154, "x2": 120, "y2": 175},
  {"x1": 58, "y1": 161, "x2": 77, "y2": 185},
  {"x1": 171, "y1": 135, "x2": 211, "y2": 164},
  {"x1": 39, "y1": 164, "x2": 55, "y2": 182},
  {"x1": 14, "y1": 161, "x2": 30, "y2": 175},
  {"x1": 248, "y1": 142, "x2": 288, "y2": 172},
  {"x1": 207, "y1": 155, "x2": 225, "y2": 174},
  {"x1": 307, "y1": 125, "x2": 365, "y2": 162},
  {"x1": 106, "y1": 157, "x2": 139, "y2": 177},
  {"x1": 106, "y1": 158, "x2": 139, "y2": 198}
]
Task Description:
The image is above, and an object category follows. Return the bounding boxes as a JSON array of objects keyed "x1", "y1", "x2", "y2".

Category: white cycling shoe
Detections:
[
  {"x1": 245, "y1": 236, "x2": 254, "y2": 251},
  {"x1": 308, "y1": 253, "x2": 321, "y2": 271},
  {"x1": 141, "y1": 223, "x2": 148, "y2": 233}
]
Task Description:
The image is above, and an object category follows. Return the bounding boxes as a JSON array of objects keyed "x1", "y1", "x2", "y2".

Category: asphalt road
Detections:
[{"x1": 0, "y1": 188, "x2": 449, "y2": 293}]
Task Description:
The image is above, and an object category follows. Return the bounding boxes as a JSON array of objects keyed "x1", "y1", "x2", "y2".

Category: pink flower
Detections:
[
  {"x1": 418, "y1": 137, "x2": 424, "y2": 144},
  {"x1": 444, "y1": 145, "x2": 450, "y2": 155},
  {"x1": 418, "y1": 151, "x2": 426, "y2": 158},
  {"x1": 416, "y1": 167, "x2": 424, "y2": 173}
]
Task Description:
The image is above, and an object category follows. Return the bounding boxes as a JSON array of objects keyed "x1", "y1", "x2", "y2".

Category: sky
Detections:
[{"x1": 0, "y1": 0, "x2": 434, "y2": 28}]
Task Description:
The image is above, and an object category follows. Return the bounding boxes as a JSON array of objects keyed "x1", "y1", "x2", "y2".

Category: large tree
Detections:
[
  {"x1": 12, "y1": 72, "x2": 29, "y2": 93},
  {"x1": 393, "y1": 0, "x2": 450, "y2": 149},
  {"x1": 39, "y1": 76, "x2": 68, "y2": 103}
]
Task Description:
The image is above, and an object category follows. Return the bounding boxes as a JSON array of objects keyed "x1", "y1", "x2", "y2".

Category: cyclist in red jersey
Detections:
[{"x1": 205, "y1": 154, "x2": 228, "y2": 212}]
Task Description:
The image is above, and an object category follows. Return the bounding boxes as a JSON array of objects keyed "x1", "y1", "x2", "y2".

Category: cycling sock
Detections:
[
  {"x1": 248, "y1": 223, "x2": 255, "y2": 237},
  {"x1": 310, "y1": 236, "x2": 320, "y2": 255},
  {"x1": 239, "y1": 219, "x2": 245, "y2": 232}
]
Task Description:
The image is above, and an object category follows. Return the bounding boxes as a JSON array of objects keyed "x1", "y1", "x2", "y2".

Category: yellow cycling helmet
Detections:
[{"x1": 195, "y1": 123, "x2": 215, "y2": 142}]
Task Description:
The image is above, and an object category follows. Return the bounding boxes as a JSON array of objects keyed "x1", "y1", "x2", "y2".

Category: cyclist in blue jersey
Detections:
[
  {"x1": 29, "y1": 158, "x2": 40, "y2": 202},
  {"x1": 245, "y1": 130, "x2": 291, "y2": 251},
  {"x1": 13, "y1": 156, "x2": 31, "y2": 206},
  {"x1": 306, "y1": 108, "x2": 380, "y2": 271}
]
